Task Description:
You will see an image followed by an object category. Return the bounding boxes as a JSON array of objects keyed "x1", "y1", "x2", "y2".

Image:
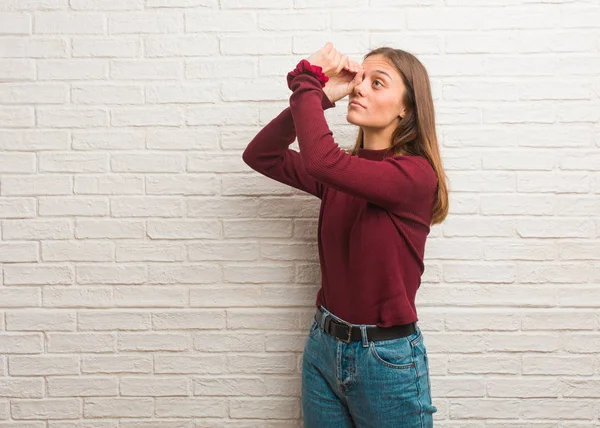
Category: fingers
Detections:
[
  {"x1": 324, "y1": 42, "x2": 339, "y2": 61},
  {"x1": 345, "y1": 59, "x2": 357, "y2": 75},
  {"x1": 328, "y1": 49, "x2": 343, "y2": 74},
  {"x1": 335, "y1": 54, "x2": 347, "y2": 74},
  {"x1": 321, "y1": 42, "x2": 364, "y2": 75},
  {"x1": 351, "y1": 67, "x2": 365, "y2": 87},
  {"x1": 346, "y1": 60, "x2": 362, "y2": 73}
]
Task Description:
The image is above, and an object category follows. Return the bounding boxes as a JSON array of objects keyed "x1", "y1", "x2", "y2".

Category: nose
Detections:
[{"x1": 353, "y1": 76, "x2": 366, "y2": 97}]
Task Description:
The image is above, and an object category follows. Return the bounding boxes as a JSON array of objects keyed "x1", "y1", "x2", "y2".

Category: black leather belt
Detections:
[{"x1": 315, "y1": 306, "x2": 416, "y2": 343}]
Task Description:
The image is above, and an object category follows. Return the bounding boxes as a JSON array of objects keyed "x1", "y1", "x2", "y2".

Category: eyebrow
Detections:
[{"x1": 372, "y1": 70, "x2": 392, "y2": 81}]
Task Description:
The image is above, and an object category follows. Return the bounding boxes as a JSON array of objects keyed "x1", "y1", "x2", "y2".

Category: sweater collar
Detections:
[{"x1": 357, "y1": 147, "x2": 391, "y2": 161}]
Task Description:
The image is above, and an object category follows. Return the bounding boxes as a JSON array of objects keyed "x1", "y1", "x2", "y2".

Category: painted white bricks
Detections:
[
  {"x1": 72, "y1": 37, "x2": 142, "y2": 58},
  {"x1": 0, "y1": 154, "x2": 36, "y2": 174},
  {"x1": 33, "y1": 12, "x2": 105, "y2": 35},
  {"x1": 0, "y1": 1, "x2": 598, "y2": 426},
  {"x1": 108, "y1": 12, "x2": 183, "y2": 34}
]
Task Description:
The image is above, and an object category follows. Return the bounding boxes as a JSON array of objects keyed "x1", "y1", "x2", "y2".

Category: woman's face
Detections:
[{"x1": 346, "y1": 54, "x2": 406, "y2": 129}]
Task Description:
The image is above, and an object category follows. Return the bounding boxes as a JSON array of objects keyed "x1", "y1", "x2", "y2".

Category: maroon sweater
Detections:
[{"x1": 242, "y1": 71, "x2": 438, "y2": 327}]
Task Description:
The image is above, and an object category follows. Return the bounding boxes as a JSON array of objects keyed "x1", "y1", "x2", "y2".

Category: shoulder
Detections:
[
  {"x1": 387, "y1": 155, "x2": 438, "y2": 189},
  {"x1": 388, "y1": 154, "x2": 435, "y2": 173}
]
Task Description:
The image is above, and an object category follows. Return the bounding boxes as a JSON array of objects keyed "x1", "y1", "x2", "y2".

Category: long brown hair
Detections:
[{"x1": 345, "y1": 47, "x2": 449, "y2": 225}]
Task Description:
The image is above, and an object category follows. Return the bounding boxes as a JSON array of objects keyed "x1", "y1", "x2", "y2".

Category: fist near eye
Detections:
[
  {"x1": 306, "y1": 42, "x2": 363, "y2": 78},
  {"x1": 306, "y1": 42, "x2": 365, "y2": 104}
]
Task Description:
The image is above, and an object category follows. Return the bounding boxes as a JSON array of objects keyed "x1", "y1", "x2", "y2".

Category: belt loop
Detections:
[
  {"x1": 318, "y1": 306, "x2": 326, "y2": 332},
  {"x1": 316, "y1": 306, "x2": 325, "y2": 332},
  {"x1": 322, "y1": 314, "x2": 330, "y2": 333},
  {"x1": 360, "y1": 325, "x2": 369, "y2": 347}
]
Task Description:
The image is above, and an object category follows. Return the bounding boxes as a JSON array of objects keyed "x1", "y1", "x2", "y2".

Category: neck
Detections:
[{"x1": 360, "y1": 119, "x2": 398, "y2": 150}]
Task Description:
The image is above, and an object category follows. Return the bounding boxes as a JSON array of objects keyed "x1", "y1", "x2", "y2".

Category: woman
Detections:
[{"x1": 243, "y1": 42, "x2": 448, "y2": 427}]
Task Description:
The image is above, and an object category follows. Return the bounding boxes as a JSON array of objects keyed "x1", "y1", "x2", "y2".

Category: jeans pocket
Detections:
[{"x1": 369, "y1": 336, "x2": 415, "y2": 370}]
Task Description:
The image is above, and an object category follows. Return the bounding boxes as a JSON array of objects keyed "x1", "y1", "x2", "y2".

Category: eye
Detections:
[{"x1": 373, "y1": 80, "x2": 383, "y2": 87}]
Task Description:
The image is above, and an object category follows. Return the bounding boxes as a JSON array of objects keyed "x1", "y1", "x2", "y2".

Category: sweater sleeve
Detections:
[
  {"x1": 242, "y1": 94, "x2": 336, "y2": 200},
  {"x1": 287, "y1": 72, "x2": 437, "y2": 212}
]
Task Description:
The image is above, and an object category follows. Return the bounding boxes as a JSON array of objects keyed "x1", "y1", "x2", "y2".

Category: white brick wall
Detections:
[{"x1": 0, "y1": 0, "x2": 598, "y2": 426}]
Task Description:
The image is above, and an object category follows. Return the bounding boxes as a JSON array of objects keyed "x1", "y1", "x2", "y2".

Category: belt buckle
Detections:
[
  {"x1": 342, "y1": 326, "x2": 352, "y2": 343},
  {"x1": 335, "y1": 318, "x2": 354, "y2": 343}
]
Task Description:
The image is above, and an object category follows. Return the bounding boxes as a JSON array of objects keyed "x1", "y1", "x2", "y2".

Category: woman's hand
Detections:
[
  {"x1": 323, "y1": 59, "x2": 364, "y2": 104},
  {"x1": 306, "y1": 42, "x2": 364, "y2": 104},
  {"x1": 306, "y1": 42, "x2": 348, "y2": 78}
]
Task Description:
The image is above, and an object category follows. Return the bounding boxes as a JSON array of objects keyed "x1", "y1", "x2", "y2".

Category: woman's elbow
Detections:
[
  {"x1": 303, "y1": 159, "x2": 325, "y2": 180},
  {"x1": 242, "y1": 147, "x2": 255, "y2": 168}
]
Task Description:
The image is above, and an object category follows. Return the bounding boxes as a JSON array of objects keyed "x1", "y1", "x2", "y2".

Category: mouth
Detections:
[{"x1": 349, "y1": 100, "x2": 365, "y2": 109}]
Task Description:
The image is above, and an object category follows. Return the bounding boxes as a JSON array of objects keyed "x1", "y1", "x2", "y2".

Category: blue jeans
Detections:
[{"x1": 302, "y1": 306, "x2": 438, "y2": 427}]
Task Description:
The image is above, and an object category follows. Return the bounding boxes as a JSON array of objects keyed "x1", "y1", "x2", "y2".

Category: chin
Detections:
[{"x1": 346, "y1": 111, "x2": 367, "y2": 127}]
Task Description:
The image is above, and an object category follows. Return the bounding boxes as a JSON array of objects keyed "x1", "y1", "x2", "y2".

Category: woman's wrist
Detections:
[
  {"x1": 287, "y1": 59, "x2": 329, "y2": 88},
  {"x1": 322, "y1": 87, "x2": 335, "y2": 105}
]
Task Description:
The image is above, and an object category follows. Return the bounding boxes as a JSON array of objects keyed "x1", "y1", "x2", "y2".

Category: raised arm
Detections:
[
  {"x1": 288, "y1": 72, "x2": 438, "y2": 212},
  {"x1": 242, "y1": 94, "x2": 335, "y2": 200}
]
